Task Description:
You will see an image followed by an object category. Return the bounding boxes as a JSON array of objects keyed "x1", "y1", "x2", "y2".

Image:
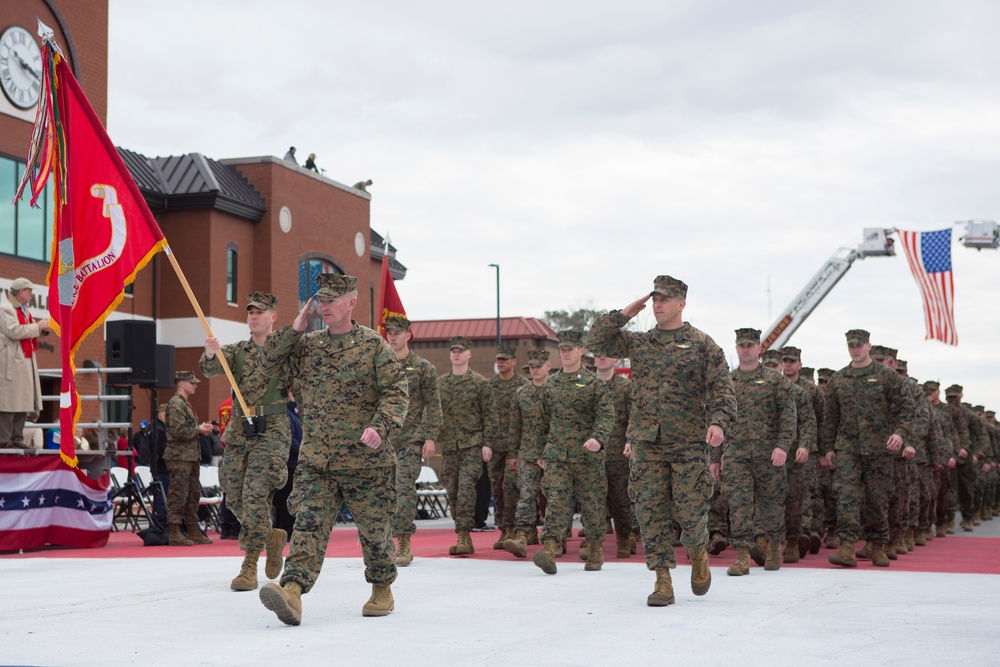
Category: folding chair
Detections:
[
  {"x1": 198, "y1": 466, "x2": 223, "y2": 533},
  {"x1": 415, "y1": 465, "x2": 450, "y2": 520}
]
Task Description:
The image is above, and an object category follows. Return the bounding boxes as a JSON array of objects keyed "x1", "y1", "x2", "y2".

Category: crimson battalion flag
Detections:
[
  {"x1": 897, "y1": 228, "x2": 958, "y2": 346},
  {"x1": 15, "y1": 33, "x2": 167, "y2": 468},
  {"x1": 376, "y1": 251, "x2": 407, "y2": 338}
]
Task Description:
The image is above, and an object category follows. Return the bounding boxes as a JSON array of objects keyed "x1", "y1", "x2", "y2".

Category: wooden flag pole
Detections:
[{"x1": 162, "y1": 245, "x2": 255, "y2": 422}]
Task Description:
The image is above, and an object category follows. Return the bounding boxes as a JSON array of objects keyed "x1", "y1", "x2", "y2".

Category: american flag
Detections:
[{"x1": 898, "y1": 229, "x2": 957, "y2": 345}]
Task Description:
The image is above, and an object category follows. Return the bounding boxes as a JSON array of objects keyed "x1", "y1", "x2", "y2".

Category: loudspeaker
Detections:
[
  {"x1": 106, "y1": 320, "x2": 156, "y2": 385},
  {"x1": 152, "y1": 344, "x2": 175, "y2": 389}
]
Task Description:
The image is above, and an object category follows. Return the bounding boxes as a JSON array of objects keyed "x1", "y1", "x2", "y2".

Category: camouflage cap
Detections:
[
  {"x1": 944, "y1": 384, "x2": 963, "y2": 397},
  {"x1": 817, "y1": 368, "x2": 836, "y2": 381},
  {"x1": 884, "y1": 347, "x2": 898, "y2": 361},
  {"x1": 762, "y1": 349, "x2": 783, "y2": 362},
  {"x1": 175, "y1": 370, "x2": 200, "y2": 384},
  {"x1": 557, "y1": 330, "x2": 584, "y2": 349},
  {"x1": 495, "y1": 344, "x2": 517, "y2": 359},
  {"x1": 527, "y1": 349, "x2": 551, "y2": 366},
  {"x1": 870, "y1": 344, "x2": 888, "y2": 360},
  {"x1": 384, "y1": 315, "x2": 410, "y2": 332},
  {"x1": 449, "y1": 335, "x2": 471, "y2": 351},
  {"x1": 314, "y1": 273, "x2": 357, "y2": 299},
  {"x1": 845, "y1": 329, "x2": 870, "y2": 345},
  {"x1": 246, "y1": 290, "x2": 277, "y2": 311},
  {"x1": 649, "y1": 275, "x2": 688, "y2": 299},
  {"x1": 799, "y1": 366, "x2": 815, "y2": 380},
  {"x1": 922, "y1": 380, "x2": 940, "y2": 394},
  {"x1": 973, "y1": 405, "x2": 986, "y2": 413},
  {"x1": 962, "y1": 402, "x2": 972, "y2": 409},
  {"x1": 987, "y1": 410, "x2": 996, "y2": 418},
  {"x1": 896, "y1": 359, "x2": 907, "y2": 371},
  {"x1": 734, "y1": 328, "x2": 761, "y2": 345},
  {"x1": 780, "y1": 346, "x2": 801, "y2": 361}
]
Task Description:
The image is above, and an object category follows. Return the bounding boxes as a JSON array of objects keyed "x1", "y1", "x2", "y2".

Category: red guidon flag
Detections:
[
  {"x1": 376, "y1": 249, "x2": 406, "y2": 338},
  {"x1": 15, "y1": 32, "x2": 167, "y2": 468}
]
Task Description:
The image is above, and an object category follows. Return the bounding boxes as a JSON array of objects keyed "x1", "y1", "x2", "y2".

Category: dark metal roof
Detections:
[
  {"x1": 116, "y1": 148, "x2": 266, "y2": 221},
  {"x1": 370, "y1": 228, "x2": 407, "y2": 280}
]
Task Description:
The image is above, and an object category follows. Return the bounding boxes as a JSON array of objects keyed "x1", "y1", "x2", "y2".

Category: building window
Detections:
[
  {"x1": 226, "y1": 249, "x2": 238, "y2": 303},
  {"x1": 0, "y1": 155, "x2": 53, "y2": 262},
  {"x1": 298, "y1": 258, "x2": 342, "y2": 332}
]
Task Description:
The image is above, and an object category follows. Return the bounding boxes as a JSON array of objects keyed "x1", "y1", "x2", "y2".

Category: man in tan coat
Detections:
[{"x1": 0, "y1": 278, "x2": 49, "y2": 449}]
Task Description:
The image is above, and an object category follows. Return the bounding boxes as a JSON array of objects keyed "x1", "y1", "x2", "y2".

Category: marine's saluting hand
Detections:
[{"x1": 621, "y1": 294, "x2": 650, "y2": 318}]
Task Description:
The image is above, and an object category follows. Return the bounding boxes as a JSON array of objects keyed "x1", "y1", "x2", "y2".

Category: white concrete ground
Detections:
[{"x1": 3, "y1": 545, "x2": 1000, "y2": 667}]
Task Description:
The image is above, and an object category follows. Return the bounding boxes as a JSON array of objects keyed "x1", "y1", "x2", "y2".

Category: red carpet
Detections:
[{"x1": 3, "y1": 528, "x2": 999, "y2": 575}]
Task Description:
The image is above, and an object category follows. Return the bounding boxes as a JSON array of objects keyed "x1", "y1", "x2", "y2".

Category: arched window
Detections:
[
  {"x1": 226, "y1": 248, "x2": 238, "y2": 304},
  {"x1": 298, "y1": 257, "x2": 342, "y2": 332}
]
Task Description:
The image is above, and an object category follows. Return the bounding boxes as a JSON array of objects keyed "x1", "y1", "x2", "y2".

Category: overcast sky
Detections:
[{"x1": 108, "y1": 1, "x2": 1000, "y2": 406}]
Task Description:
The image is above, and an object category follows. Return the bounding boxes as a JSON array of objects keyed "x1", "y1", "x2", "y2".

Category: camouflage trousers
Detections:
[
  {"x1": 974, "y1": 466, "x2": 997, "y2": 513},
  {"x1": 916, "y1": 464, "x2": 937, "y2": 530},
  {"x1": 954, "y1": 460, "x2": 976, "y2": 519},
  {"x1": 606, "y1": 456, "x2": 636, "y2": 539},
  {"x1": 724, "y1": 456, "x2": 786, "y2": 548},
  {"x1": 707, "y1": 480, "x2": 728, "y2": 537},
  {"x1": 391, "y1": 441, "x2": 423, "y2": 537},
  {"x1": 887, "y1": 457, "x2": 911, "y2": 542},
  {"x1": 630, "y1": 445, "x2": 712, "y2": 570},
  {"x1": 281, "y1": 463, "x2": 397, "y2": 594},
  {"x1": 164, "y1": 460, "x2": 201, "y2": 526},
  {"x1": 835, "y1": 452, "x2": 893, "y2": 543},
  {"x1": 783, "y1": 459, "x2": 813, "y2": 540},
  {"x1": 935, "y1": 467, "x2": 952, "y2": 526},
  {"x1": 219, "y1": 438, "x2": 289, "y2": 552},
  {"x1": 814, "y1": 465, "x2": 837, "y2": 535},
  {"x1": 441, "y1": 447, "x2": 483, "y2": 532},
  {"x1": 488, "y1": 451, "x2": 518, "y2": 530},
  {"x1": 906, "y1": 460, "x2": 920, "y2": 530},
  {"x1": 514, "y1": 459, "x2": 544, "y2": 532},
  {"x1": 540, "y1": 457, "x2": 607, "y2": 545}
]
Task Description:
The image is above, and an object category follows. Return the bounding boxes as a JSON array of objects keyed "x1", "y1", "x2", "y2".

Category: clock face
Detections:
[{"x1": 0, "y1": 26, "x2": 42, "y2": 109}]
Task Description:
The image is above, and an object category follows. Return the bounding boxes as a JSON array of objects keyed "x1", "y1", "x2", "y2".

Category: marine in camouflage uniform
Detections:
[
  {"x1": 815, "y1": 367, "x2": 839, "y2": 547},
  {"x1": 201, "y1": 291, "x2": 292, "y2": 590},
  {"x1": 594, "y1": 353, "x2": 638, "y2": 558},
  {"x1": 257, "y1": 274, "x2": 408, "y2": 625},
  {"x1": 943, "y1": 385, "x2": 977, "y2": 530},
  {"x1": 588, "y1": 276, "x2": 736, "y2": 606},
  {"x1": 778, "y1": 346, "x2": 818, "y2": 563},
  {"x1": 894, "y1": 360, "x2": 931, "y2": 551},
  {"x1": 488, "y1": 344, "x2": 529, "y2": 548},
  {"x1": 781, "y1": 350, "x2": 825, "y2": 557},
  {"x1": 984, "y1": 411, "x2": 1000, "y2": 516},
  {"x1": 163, "y1": 371, "x2": 214, "y2": 547},
  {"x1": 926, "y1": 382, "x2": 958, "y2": 535},
  {"x1": 438, "y1": 335, "x2": 497, "y2": 556},
  {"x1": 503, "y1": 349, "x2": 552, "y2": 558},
  {"x1": 822, "y1": 330, "x2": 915, "y2": 568},
  {"x1": 715, "y1": 330, "x2": 795, "y2": 576},
  {"x1": 384, "y1": 316, "x2": 442, "y2": 566},
  {"x1": 973, "y1": 405, "x2": 998, "y2": 521},
  {"x1": 532, "y1": 330, "x2": 614, "y2": 575}
]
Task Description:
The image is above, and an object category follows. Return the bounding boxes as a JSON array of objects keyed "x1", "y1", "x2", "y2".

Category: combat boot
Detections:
[
  {"x1": 973, "y1": 510, "x2": 982, "y2": 526},
  {"x1": 829, "y1": 540, "x2": 857, "y2": 567},
  {"x1": 616, "y1": 537, "x2": 630, "y2": 558},
  {"x1": 824, "y1": 531, "x2": 837, "y2": 549},
  {"x1": 259, "y1": 581, "x2": 302, "y2": 626},
  {"x1": 231, "y1": 551, "x2": 259, "y2": 591},
  {"x1": 707, "y1": 532, "x2": 728, "y2": 556},
  {"x1": 627, "y1": 531, "x2": 638, "y2": 555},
  {"x1": 946, "y1": 513, "x2": 956, "y2": 534},
  {"x1": 886, "y1": 539, "x2": 899, "y2": 560},
  {"x1": 855, "y1": 542, "x2": 873, "y2": 560},
  {"x1": 727, "y1": 547, "x2": 750, "y2": 576},
  {"x1": 914, "y1": 529, "x2": 927, "y2": 547},
  {"x1": 982, "y1": 506, "x2": 993, "y2": 521},
  {"x1": 749, "y1": 536, "x2": 768, "y2": 567},
  {"x1": 871, "y1": 541, "x2": 890, "y2": 567},
  {"x1": 393, "y1": 534, "x2": 413, "y2": 567},
  {"x1": 532, "y1": 539, "x2": 559, "y2": 575},
  {"x1": 185, "y1": 519, "x2": 213, "y2": 545},
  {"x1": 688, "y1": 546, "x2": 711, "y2": 595},
  {"x1": 783, "y1": 540, "x2": 800, "y2": 564},
  {"x1": 797, "y1": 535, "x2": 811, "y2": 559},
  {"x1": 934, "y1": 523, "x2": 947, "y2": 538},
  {"x1": 903, "y1": 529, "x2": 915, "y2": 552},
  {"x1": 361, "y1": 584, "x2": 394, "y2": 617},
  {"x1": 493, "y1": 527, "x2": 509, "y2": 550},
  {"x1": 265, "y1": 527, "x2": 287, "y2": 579},
  {"x1": 168, "y1": 524, "x2": 193, "y2": 547},
  {"x1": 584, "y1": 539, "x2": 604, "y2": 571},
  {"x1": 647, "y1": 567, "x2": 675, "y2": 606},
  {"x1": 527, "y1": 527, "x2": 539, "y2": 545},
  {"x1": 449, "y1": 530, "x2": 474, "y2": 556},
  {"x1": 960, "y1": 518, "x2": 973, "y2": 532},
  {"x1": 503, "y1": 529, "x2": 529, "y2": 559},
  {"x1": 579, "y1": 543, "x2": 590, "y2": 561},
  {"x1": 809, "y1": 532, "x2": 822, "y2": 555},
  {"x1": 764, "y1": 540, "x2": 781, "y2": 571}
]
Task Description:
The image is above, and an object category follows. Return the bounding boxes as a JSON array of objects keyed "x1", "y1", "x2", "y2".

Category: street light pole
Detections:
[{"x1": 488, "y1": 263, "x2": 500, "y2": 346}]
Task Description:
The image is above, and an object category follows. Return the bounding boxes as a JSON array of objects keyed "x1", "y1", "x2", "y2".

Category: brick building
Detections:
[
  {"x1": 410, "y1": 317, "x2": 558, "y2": 378},
  {"x1": 0, "y1": 2, "x2": 404, "y2": 430}
]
